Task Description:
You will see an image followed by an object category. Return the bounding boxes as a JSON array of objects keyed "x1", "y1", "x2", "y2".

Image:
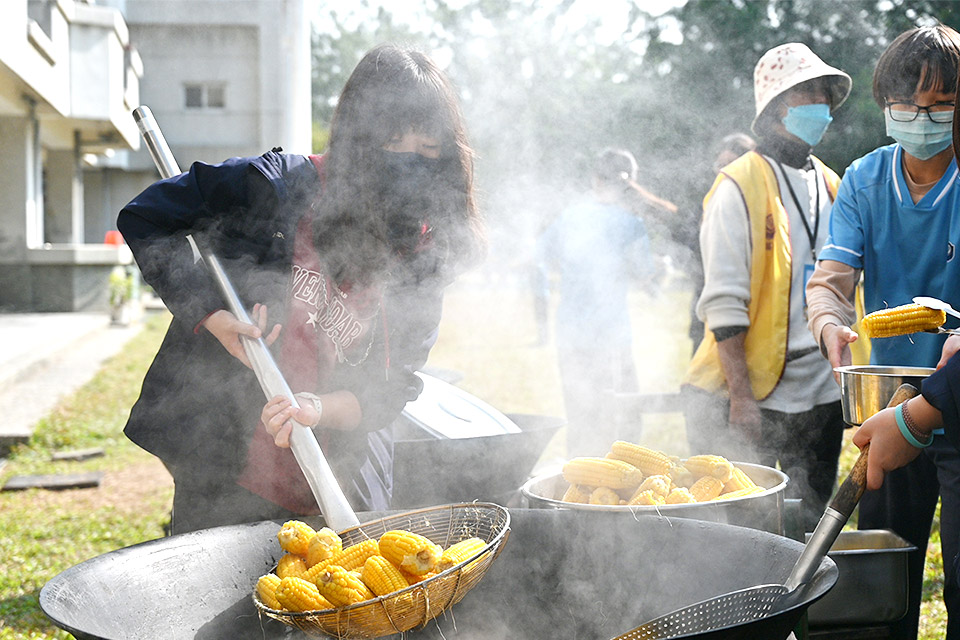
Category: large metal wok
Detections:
[{"x1": 40, "y1": 508, "x2": 836, "y2": 640}]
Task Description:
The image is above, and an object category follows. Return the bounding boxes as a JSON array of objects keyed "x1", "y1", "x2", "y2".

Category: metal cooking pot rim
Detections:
[
  {"x1": 834, "y1": 365, "x2": 935, "y2": 377},
  {"x1": 521, "y1": 461, "x2": 788, "y2": 512}
]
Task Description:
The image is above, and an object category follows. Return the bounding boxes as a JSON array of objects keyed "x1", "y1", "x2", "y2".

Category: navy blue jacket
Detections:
[
  {"x1": 922, "y1": 355, "x2": 960, "y2": 453},
  {"x1": 118, "y1": 150, "x2": 443, "y2": 512}
]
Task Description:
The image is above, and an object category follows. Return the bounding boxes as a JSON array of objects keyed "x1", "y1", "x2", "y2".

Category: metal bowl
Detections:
[
  {"x1": 520, "y1": 462, "x2": 789, "y2": 534},
  {"x1": 834, "y1": 365, "x2": 933, "y2": 425}
]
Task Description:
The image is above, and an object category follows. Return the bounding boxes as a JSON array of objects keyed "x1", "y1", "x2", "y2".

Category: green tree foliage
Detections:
[
  {"x1": 311, "y1": 1, "x2": 960, "y2": 262},
  {"x1": 311, "y1": 2, "x2": 426, "y2": 150},
  {"x1": 638, "y1": 0, "x2": 960, "y2": 216}
]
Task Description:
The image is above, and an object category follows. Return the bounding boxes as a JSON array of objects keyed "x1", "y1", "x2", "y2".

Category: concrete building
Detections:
[
  {"x1": 0, "y1": 0, "x2": 311, "y2": 312},
  {"x1": 0, "y1": 0, "x2": 141, "y2": 311},
  {"x1": 98, "y1": 0, "x2": 312, "y2": 224}
]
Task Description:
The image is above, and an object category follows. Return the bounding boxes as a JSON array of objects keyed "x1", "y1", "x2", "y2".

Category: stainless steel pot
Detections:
[
  {"x1": 834, "y1": 365, "x2": 933, "y2": 425},
  {"x1": 520, "y1": 462, "x2": 789, "y2": 535}
]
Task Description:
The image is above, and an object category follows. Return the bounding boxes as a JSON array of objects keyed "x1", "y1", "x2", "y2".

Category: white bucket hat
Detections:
[{"x1": 752, "y1": 42, "x2": 852, "y2": 134}]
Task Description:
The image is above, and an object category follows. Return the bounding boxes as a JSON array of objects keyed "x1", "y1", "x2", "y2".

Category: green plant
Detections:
[
  {"x1": 108, "y1": 267, "x2": 135, "y2": 308},
  {"x1": 0, "y1": 314, "x2": 172, "y2": 640}
]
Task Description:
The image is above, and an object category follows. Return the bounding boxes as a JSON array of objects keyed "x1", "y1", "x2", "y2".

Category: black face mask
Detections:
[{"x1": 377, "y1": 151, "x2": 442, "y2": 256}]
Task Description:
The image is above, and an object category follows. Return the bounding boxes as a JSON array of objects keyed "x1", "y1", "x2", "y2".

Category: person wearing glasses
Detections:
[
  {"x1": 806, "y1": 25, "x2": 960, "y2": 639},
  {"x1": 683, "y1": 43, "x2": 851, "y2": 532}
]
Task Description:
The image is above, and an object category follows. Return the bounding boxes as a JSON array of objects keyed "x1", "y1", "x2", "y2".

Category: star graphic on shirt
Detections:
[{"x1": 306, "y1": 311, "x2": 319, "y2": 328}]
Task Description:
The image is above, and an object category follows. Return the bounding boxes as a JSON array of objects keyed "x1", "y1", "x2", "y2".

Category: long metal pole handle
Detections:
[
  {"x1": 133, "y1": 106, "x2": 180, "y2": 180},
  {"x1": 132, "y1": 105, "x2": 359, "y2": 531}
]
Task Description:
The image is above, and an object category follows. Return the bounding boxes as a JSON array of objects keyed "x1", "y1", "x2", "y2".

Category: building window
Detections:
[
  {"x1": 184, "y1": 83, "x2": 226, "y2": 109},
  {"x1": 184, "y1": 85, "x2": 204, "y2": 108},
  {"x1": 207, "y1": 85, "x2": 226, "y2": 108}
]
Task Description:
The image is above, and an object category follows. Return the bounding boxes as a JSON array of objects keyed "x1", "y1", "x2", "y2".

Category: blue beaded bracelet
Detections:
[{"x1": 895, "y1": 403, "x2": 933, "y2": 449}]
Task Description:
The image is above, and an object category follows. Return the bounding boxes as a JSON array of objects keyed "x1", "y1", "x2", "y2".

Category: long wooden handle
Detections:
[
  {"x1": 829, "y1": 382, "x2": 920, "y2": 519},
  {"x1": 786, "y1": 382, "x2": 921, "y2": 591}
]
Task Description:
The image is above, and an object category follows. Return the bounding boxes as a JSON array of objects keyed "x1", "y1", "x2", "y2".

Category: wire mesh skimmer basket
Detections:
[
  {"x1": 615, "y1": 584, "x2": 791, "y2": 638},
  {"x1": 253, "y1": 502, "x2": 511, "y2": 638}
]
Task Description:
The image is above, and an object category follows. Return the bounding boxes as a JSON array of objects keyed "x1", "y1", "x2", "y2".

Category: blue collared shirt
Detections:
[{"x1": 819, "y1": 143, "x2": 960, "y2": 367}]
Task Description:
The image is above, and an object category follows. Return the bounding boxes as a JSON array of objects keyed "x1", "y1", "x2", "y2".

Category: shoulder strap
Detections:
[{"x1": 308, "y1": 154, "x2": 326, "y2": 186}]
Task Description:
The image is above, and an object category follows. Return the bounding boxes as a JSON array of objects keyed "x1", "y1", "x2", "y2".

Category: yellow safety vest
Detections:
[{"x1": 685, "y1": 151, "x2": 845, "y2": 399}]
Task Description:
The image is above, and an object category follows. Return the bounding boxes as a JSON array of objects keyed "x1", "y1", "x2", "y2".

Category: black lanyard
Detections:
[{"x1": 776, "y1": 161, "x2": 820, "y2": 263}]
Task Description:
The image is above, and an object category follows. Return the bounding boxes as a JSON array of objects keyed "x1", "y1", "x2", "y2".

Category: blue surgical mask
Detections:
[
  {"x1": 782, "y1": 103, "x2": 833, "y2": 147},
  {"x1": 885, "y1": 111, "x2": 954, "y2": 161}
]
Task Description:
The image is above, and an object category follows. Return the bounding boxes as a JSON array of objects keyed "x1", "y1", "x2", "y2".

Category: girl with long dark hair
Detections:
[{"x1": 118, "y1": 45, "x2": 484, "y2": 534}]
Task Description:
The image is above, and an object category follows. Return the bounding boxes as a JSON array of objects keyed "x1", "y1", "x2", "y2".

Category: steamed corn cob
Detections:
[
  {"x1": 276, "y1": 553, "x2": 308, "y2": 579},
  {"x1": 689, "y1": 475, "x2": 725, "y2": 501},
  {"x1": 608, "y1": 441, "x2": 673, "y2": 476},
  {"x1": 862, "y1": 303, "x2": 946, "y2": 338},
  {"x1": 277, "y1": 520, "x2": 316, "y2": 556},
  {"x1": 306, "y1": 527, "x2": 343, "y2": 568},
  {"x1": 275, "y1": 576, "x2": 333, "y2": 612},
  {"x1": 589, "y1": 486, "x2": 622, "y2": 505},
  {"x1": 315, "y1": 565, "x2": 375, "y2": 607},
  {"x1": 627, "y1": 488, "x2": 663, "y2": 506},
  {"x1": 683, "y1": 455, "x2": 735, "y2": 483},
  {"x1": 361, "y1": 555, "x2": 409, "y2": 597},
  {"x1": 337, "y1": 538, "x2": 380, "y2": 571},
  {"x1": 714, "y1": 486, "x2": 764, "y2": 500},
  {"x1": 637, "y1": 474, "x2": 672, "y2": 498},
  {"x1": 303, "y1": 538, "x2": 379, "y2": 582},
  {"x1": 328, "y1": 538, "x2": 380, "y2": 571},
  {"x1": 723, "y1": 467, "x2": 759, "y2": 493},
  {"x1": 379, "y1": 530, "x2": 443, "y2": 576},
  {"x1": 665, "y1": 487, "x2": 697, "y2": 504},
  {"x1": 667, "y1": 464, "x2": 695, "y2": 488},
  {"x1": 437, "y1": 537, "x2": 487, "y2": 572},
  {"x1": 562, "y1": 456, "x2": 643, "y2": 490},
  {"x1": 562, "y1": 483, "x2": 591, "y2": 503},
  {"x1": 256, "y1": 573, "x2": 283, "y2": 610},
  {"x1": 402, "y1": 567, "x2": 437, "y2": 585}
]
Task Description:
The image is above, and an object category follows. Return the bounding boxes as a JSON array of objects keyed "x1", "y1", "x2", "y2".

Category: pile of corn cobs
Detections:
[
  {"x1": 256, "y1": 520, "x2": 486, "y2": 613},
  {"x1": 561, "y1": 440, "x2": 764, "y2": 506}
]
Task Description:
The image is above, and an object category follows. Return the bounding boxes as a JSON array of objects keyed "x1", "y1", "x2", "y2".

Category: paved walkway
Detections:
[{"x1": 0, "y1": 310, "x2": 146, "y2": 453}]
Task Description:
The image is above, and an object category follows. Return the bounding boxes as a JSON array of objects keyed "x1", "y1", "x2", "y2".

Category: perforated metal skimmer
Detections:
[
  {"x1": 614, "y1": 383, "x2": 920, "y2": 640},
  {"x1": 615, "y1": 584, "x2": 789, "y2": 639}
]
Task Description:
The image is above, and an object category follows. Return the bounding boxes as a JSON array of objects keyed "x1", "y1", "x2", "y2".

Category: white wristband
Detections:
[{"x1": 295, "y1": 392, "x2": 323, "y2": 427}]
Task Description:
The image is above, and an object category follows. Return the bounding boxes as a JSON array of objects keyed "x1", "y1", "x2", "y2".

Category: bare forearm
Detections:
[
  {"x1": 716, "y1": 332, "x2": 753, "y2": 400},
  {"x1": 316, "y1": 390, "x2": 362, "y2": 430},
  {"x1": 906, "y1": 395, "x2": 943, "y2": 436},
  {"x1": 806, "y1": 260, "x2": 858, "y2": 345}
]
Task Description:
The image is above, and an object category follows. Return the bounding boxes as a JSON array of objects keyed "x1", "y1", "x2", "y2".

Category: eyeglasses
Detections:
[{"x1": 885, "y1": 100, "x2": 955, "y2": 123}]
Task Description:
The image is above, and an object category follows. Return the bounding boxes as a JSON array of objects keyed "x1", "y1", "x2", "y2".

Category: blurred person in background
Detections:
[
  {"x1": 118, "y1": 44, "x2": 484, "y2": 535},
  {"x1": 537, "y1": 148, "x2": 654, "y2": 456},
  {"x1": 685, "y1": 132, "x2": 757, "y2": 349},
  {"x1": 683, "y1": 43, "x2": 851, "y2": 532},
  {"x1": 806, "y1": 25, "x2": 960, "y2": 638},
  {"x1": 712, "y1": 133, "x2": 758, "y2": 175}
]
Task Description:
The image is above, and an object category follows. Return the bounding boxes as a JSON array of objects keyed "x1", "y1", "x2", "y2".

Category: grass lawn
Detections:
[{"x1": 0, "y1": 279, "x2": 948, "y2": 638}]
